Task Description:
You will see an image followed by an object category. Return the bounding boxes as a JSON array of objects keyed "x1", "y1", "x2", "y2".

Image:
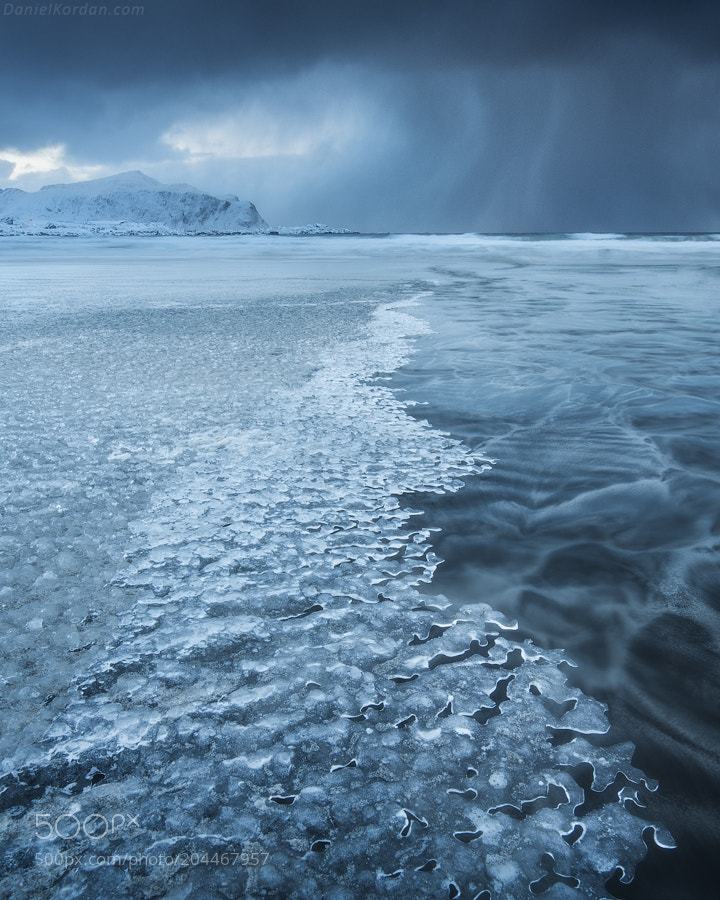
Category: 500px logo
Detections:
[{"x1": 35, "y1": 812, "x2": 140, "y2": 840}]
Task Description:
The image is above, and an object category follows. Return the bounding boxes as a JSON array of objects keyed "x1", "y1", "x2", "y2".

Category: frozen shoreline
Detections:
[{"x1": 0, "y1": 238, "x2": 674, "y2": 897}]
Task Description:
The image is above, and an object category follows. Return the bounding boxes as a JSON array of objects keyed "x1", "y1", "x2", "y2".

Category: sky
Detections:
[{"x1": 0, "y1": 0, "x2": 718, "y2": 232}]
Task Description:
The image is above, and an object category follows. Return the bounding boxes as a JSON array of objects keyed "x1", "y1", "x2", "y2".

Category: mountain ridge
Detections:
[{"x1": 0, "y1": 171, "x2": 269, "y2": 234}]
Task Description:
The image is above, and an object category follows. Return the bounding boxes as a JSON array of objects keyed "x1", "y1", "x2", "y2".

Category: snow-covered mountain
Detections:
[
  {"x1": 0, "y1": 171, "x2": 269, "y2": 235},
  {"x1": 276, "y1": 223, "x2": 353, "y2": 236}
]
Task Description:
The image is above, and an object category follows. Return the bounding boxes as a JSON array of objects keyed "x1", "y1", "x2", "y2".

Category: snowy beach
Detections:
[{"x1": 1, "y1": 235, "x2": 717, "y2": 897}]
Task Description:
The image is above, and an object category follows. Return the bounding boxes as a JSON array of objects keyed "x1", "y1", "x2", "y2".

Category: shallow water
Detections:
[
  {"x1": 392, "y1": 236, "x2": 720, "y2": 897},
  {"x1": 0, "y1": 235, "x2": 717, "y2": 898}
]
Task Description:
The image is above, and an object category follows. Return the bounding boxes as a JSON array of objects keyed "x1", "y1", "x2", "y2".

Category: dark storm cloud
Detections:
[
  {"x1": 0, "y1": 0, "x2": 718, "y2": 230},
  {"x1": 2, "y1": 0, "x2": 719, "y2": 80}
]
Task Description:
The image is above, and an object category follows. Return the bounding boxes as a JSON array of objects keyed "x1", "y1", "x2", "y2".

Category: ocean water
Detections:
[
  {"x1": 389, "y1": 235, "x2": 720, "y2": 899},
  {"x1": 0, "y1": 235, "x2": 716, "y2": 898}
]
